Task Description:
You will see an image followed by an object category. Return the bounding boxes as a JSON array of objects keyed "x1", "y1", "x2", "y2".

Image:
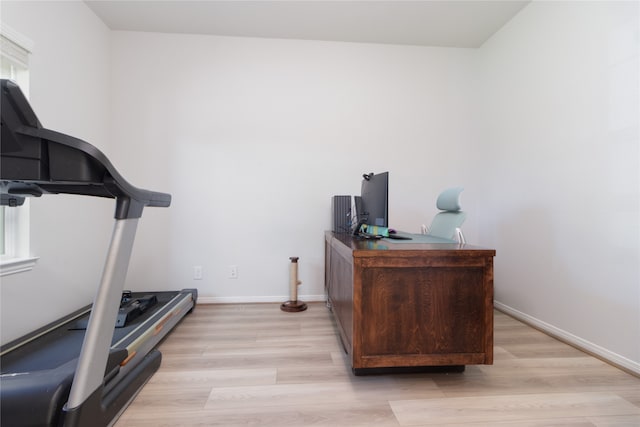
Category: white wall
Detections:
[
  {"x1": 108, "y1": 32, "x2": 480, "y2": 302},
  {"x1": 0, "y1": 1, "x2": 112, "y2": 343},
  {"x1": 478, "y1": 1, "x2": 639, "y2": 371}
]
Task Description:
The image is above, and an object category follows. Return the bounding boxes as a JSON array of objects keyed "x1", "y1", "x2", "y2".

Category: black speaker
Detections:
[{"x1": 332, "y1": 195, "x2": 351, "y2": 234}]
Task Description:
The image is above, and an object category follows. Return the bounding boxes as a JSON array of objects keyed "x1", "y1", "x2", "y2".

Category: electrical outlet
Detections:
[
  {"x1": 193, "y1": 265, "x2": 203, "y2": 280},
  {"x1": 228, "y1": 265, "x2": 238, "y2": 279}
]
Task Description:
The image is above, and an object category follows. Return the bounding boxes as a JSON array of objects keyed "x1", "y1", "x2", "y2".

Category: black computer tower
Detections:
[{"x1": 332, "y1": 195, "x2": 351, "y2": 234}]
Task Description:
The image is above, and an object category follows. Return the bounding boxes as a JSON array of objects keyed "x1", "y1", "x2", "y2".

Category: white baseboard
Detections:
[
  {"x1": 196, "y1": 294, "x2": 326, "y2": 304},
  {"x1": 494, "y1": 301, "x2": 640, "y2": 377}
]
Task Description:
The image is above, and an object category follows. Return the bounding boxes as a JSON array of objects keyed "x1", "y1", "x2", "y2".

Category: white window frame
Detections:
[{"x1": 0, "y1": 23, "x2": 38, "y2": 276}]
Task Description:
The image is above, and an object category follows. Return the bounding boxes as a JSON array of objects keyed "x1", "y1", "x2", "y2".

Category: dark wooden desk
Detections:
[{"x1": 324, "y1": 231, "x2": 495, "y2": 374}]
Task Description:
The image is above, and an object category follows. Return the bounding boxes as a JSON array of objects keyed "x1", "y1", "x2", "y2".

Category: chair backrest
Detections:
[{"x1": 427, "y1": 187, "x2": 466, "y2": 240}]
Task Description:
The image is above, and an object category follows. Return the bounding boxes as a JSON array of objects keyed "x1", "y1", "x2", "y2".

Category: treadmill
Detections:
[{"x1": 0, "y1": 79, "x2": 197, "y2": 427}]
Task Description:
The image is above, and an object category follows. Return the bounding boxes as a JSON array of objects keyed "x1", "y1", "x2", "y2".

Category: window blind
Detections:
[{"x1": 1, "y1": 24, "x2": 33, "y2": 69}]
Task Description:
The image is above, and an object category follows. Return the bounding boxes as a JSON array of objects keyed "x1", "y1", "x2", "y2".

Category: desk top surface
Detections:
[{"x1": 326, "y1": 231, "x2": 496, "y2": 256}]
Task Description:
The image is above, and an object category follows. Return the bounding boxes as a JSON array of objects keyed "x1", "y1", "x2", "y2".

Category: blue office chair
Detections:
[{"x1": 423, "y1": 187, "x2": 467, "y2": 243}]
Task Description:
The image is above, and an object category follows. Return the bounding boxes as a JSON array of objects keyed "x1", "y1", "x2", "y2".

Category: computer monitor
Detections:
[{"x1": 360, "y1": 171, "x2": 389, "y2": 227}]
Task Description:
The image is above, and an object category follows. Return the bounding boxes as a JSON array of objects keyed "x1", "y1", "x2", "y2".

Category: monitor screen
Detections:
[{"x1": 360, "y1": 171, "x2": 388, "y2": 227}]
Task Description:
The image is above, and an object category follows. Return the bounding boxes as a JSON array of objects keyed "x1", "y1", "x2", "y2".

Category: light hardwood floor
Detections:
[{"x1": 115, "y1": 303, "x2": 640, "y2": 426}]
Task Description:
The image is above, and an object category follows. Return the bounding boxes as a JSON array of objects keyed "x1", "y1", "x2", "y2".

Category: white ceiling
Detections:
[{"x1": 85, "y1": 0, "x2": 530, "y2": 48}]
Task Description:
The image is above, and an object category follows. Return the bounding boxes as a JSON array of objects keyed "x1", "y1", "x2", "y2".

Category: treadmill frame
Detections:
[{"x1": 0, "y1": 79, "x2": 194, "y2": 427}]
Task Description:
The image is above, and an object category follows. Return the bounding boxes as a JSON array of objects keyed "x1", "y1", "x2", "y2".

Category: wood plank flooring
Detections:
[{"x1": 114, "y1": 303, "x2": 640, "y2": 426}]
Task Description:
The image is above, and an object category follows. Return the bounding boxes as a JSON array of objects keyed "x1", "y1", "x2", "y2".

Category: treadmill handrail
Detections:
[{"x1": 0, "y1": 79, "x2": 170, "y2": 219}]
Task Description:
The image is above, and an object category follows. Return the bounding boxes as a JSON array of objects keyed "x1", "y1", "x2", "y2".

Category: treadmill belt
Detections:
[
  {"x1": 1, "y1": 330, "x2": 86, "y2": 372},
  {"x1": 0, "y1": 291, "x2": 180, "y2": 374}
]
